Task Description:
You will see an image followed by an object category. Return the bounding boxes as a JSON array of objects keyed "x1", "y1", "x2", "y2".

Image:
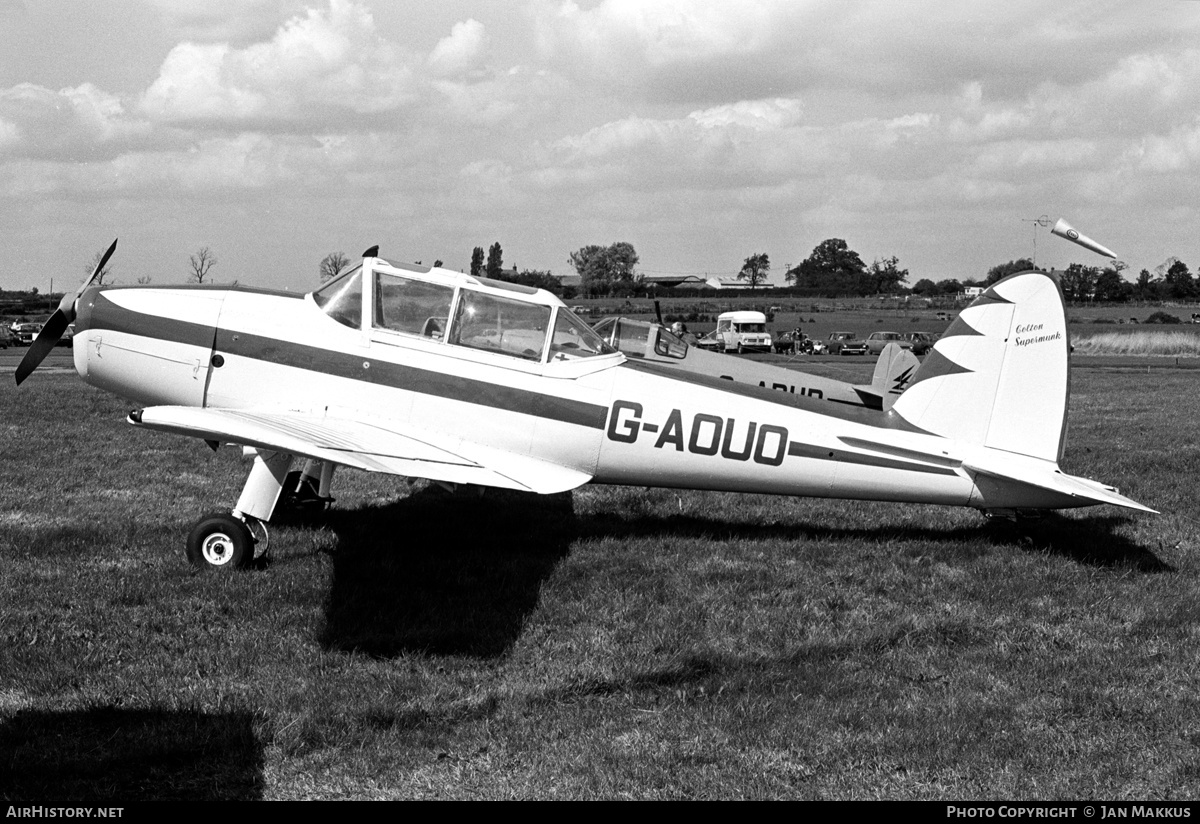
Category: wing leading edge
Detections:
[{"x1": 128, "y1": 406, "x2": 593, "y2": 495}]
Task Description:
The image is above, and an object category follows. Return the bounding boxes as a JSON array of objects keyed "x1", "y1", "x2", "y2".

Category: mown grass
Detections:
[
  {"x1": 1, "y1": 368, "x2": 1199, "y2": 799},
  {"x1": 1072, "y1": 331, "x2": 1200, "y2": 357}
]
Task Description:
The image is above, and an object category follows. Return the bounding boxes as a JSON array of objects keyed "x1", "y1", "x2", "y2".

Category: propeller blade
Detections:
[
  {"x1": 82, "y1": 238, "x2": 118, "y2": 295},
  {"x1": 13, "y1": 237, "x2": 117, "y2": 385},
  {"x1": 15, "y1": 309, "x2": 70, "y2": 385}
]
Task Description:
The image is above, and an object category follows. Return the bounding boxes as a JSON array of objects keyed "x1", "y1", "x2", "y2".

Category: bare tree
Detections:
[
  {"x1": 85, "y1": 246, "x2": 116, "y2": 285},
  {"x1": 320, "y1": 251, "x2": 350, "y2": 282},
  {"x1": 188, "y1": 247, "x2": 218, "y2": 284}
]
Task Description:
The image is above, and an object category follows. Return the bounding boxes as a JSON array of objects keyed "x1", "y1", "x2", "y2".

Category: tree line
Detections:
[{"x1": 49, "y1": 239, "x2": 1193, "y2": 306}]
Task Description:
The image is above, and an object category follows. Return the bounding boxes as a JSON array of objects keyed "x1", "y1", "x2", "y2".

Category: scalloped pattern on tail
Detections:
[{"x1": 891, "y1": 271, "x2": 1069, "y2": 463}]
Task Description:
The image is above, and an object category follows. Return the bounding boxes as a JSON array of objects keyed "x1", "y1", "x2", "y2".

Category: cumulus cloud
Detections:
[
  {"x1": 427, "y1": 19, "x2": 486, "y2": 78},
  {"x1": 140, "y1": 0, "x2": 416, "y2": 126},
  {"x1": 688, "y1": 99, "x2": 803, "y2": 131},
  {"x1": 0, "y1": 83, "x2": 155, "y2": 161}
]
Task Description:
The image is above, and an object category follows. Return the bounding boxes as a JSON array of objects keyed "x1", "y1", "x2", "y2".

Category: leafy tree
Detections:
[
  {"x1": 1060, "y1": 263, "x2": 1099, "y2": 303},
  {"x1": 188, "y1": 247, "x2": 217, "y2": 284},
  {"x1": 85, "y1": 246, "x2": 116, "y2": 285},
  {"x1": 985, "y1": 258, "x2": 1035, "y2": 286},
  {"x1": 1162, "y1": 259, "x2": 1195, "y2": 300},
  {"x1": 1093, "y1": 264, "x2": 1132, "y2": 303},
  {"x1": 510, "y1": 269, "x2": 563, "y2": 295},
  {"x1": 486, "y1": 242, "x2": 504, "y2": 280},
  {"x1": 935, "y1": 279, "x2": 962, "y2": 295},
  {"x1": 569, "y1": 242, "x2": 640, "y2": 297},
  {"x1": 867, "y1": 255, "x2": 908, "y2": 293},
  {"x1": 738, "y1": 253, "x2": 770, "y2": 291},
  {"x1": 319, "y1": 251, "x2": 349, "y2": 282},
  {"x1": 911, "y1": 278, "x2": 937, "y2": 295},
  {"x1": 470, "y1": 247, "x2": 484, "y2": 279},
  {"x1": 1134, "y1": 268, "x2": 1159, "y2": 301},
  {"x1": 786, "y1": 239, "x2": 867, "y2": 296}
]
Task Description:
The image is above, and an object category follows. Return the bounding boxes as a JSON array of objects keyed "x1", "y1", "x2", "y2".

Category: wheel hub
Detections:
[{"x1": 200, "y1": 532, "x2": 236, "y2": 566}]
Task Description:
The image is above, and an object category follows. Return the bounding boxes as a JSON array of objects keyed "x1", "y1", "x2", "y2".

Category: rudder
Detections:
[{"x1": 890, "y1": 271, "x2": 1069, "y2": 462}]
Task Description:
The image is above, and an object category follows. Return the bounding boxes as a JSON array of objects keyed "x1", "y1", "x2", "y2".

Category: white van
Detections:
[{"x1": 714, "y1": 311, "x2": 772, "y2": 354}]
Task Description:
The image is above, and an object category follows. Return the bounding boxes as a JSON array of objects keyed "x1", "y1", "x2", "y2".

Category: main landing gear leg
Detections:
[
  {"x1": 280, "y1": 459, "x2": 336, "y2": 513},
  {"x1": 185, "y1": 450, "x2": 293, "y2": 571}
]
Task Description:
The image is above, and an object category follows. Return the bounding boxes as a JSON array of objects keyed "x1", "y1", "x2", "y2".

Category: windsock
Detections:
[{"x1": 1050, "y1": 218, "x2": 1117, "y2": 259}]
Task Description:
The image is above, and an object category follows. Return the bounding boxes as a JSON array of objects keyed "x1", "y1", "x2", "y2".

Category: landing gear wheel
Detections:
[{"x1": 186, "y1": 512, "x2": 255, "y2": 571}]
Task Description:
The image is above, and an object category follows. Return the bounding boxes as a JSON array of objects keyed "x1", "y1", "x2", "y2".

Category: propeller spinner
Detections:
[{"x1": 15, "y1": 238, "x2": 117, "y2": 385}]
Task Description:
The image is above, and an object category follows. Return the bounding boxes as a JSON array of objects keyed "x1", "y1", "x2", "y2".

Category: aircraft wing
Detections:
[{"x1": 128, "y1": 406, "x2": 592, "y2": 495}]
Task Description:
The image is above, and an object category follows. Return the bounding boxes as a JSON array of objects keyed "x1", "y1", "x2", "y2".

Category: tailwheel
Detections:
[{"x1": 186, "y1": 512, "x2": 257, "y2": 571}]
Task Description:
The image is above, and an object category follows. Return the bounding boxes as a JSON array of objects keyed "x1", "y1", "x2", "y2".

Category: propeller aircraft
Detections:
[
  {"x1": 591, "y1": 315, "x2": 920, "y2": 410},
  {"x1": 16, "y1": 235, "x2": 1153, "y2": 570}
]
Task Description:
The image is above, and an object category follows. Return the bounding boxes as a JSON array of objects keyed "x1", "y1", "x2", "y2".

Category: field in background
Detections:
[
  {"x1": 575, "y1": 295, "x2": 1200, "y2": 354},
  {"x1": 2, "y1": 366, "x2": 1199, "y2": 800},
  {"x1": 1072, "y1": 331, "x2": 1200, "y2": 357}
]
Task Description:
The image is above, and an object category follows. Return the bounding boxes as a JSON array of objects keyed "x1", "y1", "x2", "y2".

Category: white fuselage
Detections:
[{"x1": 68, "y1": 280, "x2": 1125, "y2": 514}]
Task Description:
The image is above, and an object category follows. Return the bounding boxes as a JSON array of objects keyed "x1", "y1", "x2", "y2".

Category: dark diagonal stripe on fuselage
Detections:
[
  {"x1": 786, "y1": 441, "x2": 958, "y2": 476},
  {"x1": 84, "y1": 291, "x2": 609, "y2": 430},
  {"x1": 214, "y1": 327, "x2": 610, "y2": 429}
]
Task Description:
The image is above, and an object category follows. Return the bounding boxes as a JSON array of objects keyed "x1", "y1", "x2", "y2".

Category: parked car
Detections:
[
  {"x1": 865, "y1": 331, "x2": 915, "y2": 356},
  {"x1": 826, "y1": 331, "x2": 868, "y2": 356},
  {"x1": 13, "y1": 322, "x2": 40, "y2": 345},
  {"x1": 904, "y1": 332, "x2": 934, "y2": 356},
  {"x1": 694, "y1": 330, "x2": 722, "y2": 351}
]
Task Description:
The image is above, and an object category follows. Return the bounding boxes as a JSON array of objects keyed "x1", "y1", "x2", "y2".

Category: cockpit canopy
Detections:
[
  {"x1": 312, "y1": 258, "x2": 615, "y2": 363},
  {"x1": 592, "y1": 317, "x2": 688, "y2": 360}
]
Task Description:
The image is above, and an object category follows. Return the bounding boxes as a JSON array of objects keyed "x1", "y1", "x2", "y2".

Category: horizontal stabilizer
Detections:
[{"x1": 965, "y1": 456, "x2": 1156, "y2": 514}]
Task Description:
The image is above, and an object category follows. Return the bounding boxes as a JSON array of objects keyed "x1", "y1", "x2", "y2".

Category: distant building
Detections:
[
  {"x1": 704, "y1": 277, "x2": 774, "y2": 290},
  {"x1": 640, "y1": 274, "x2": 710, "y2": 289}
]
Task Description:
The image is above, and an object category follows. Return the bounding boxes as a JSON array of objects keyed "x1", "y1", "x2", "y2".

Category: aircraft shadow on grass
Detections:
[
  {"x1": 0, "y1": 707, "x2": 262, "y2": 802},
  {"x1": 301, "y1": 486, "x2": 1167, "y2": 661}
]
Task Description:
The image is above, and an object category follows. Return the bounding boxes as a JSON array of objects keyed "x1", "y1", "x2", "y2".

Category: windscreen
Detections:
[{"x1": 312, "y1": 265, "x2": 363, "y2": 329}]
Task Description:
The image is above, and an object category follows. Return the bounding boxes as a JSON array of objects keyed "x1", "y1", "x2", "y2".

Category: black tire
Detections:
[{"x1": 186, "y1": 512, "x2": 255, "y2": 570}]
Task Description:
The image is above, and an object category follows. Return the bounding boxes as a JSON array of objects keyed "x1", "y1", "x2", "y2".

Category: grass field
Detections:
[
  {"x1": 1072, "y1": 331, "x2": 1200, "y2": 357},
  {"x1": 2, "y1": 366, "x2": 1199, "y2": 800}
]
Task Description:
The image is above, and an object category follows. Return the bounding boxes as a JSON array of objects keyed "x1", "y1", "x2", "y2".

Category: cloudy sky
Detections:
[{"x1": 2, "y1": 0, "x2": 1199, "y2": 292}]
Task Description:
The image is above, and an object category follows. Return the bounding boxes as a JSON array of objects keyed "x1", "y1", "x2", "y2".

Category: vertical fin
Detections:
[
  {"x1": 890, "y1": 271, "x2": 1069, "y2": 462},
  {"x1": 868, "y1": 343, "x2": 920, "y2": 411}
]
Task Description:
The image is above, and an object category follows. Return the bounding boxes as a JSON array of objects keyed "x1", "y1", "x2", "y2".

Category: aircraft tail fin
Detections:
[
  {"x1": 867, "y1": 343, "x2": 920, "y2": 411},
  {"x1": 890, "y1": 271, "x2": 1069, "y2": 463}
]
